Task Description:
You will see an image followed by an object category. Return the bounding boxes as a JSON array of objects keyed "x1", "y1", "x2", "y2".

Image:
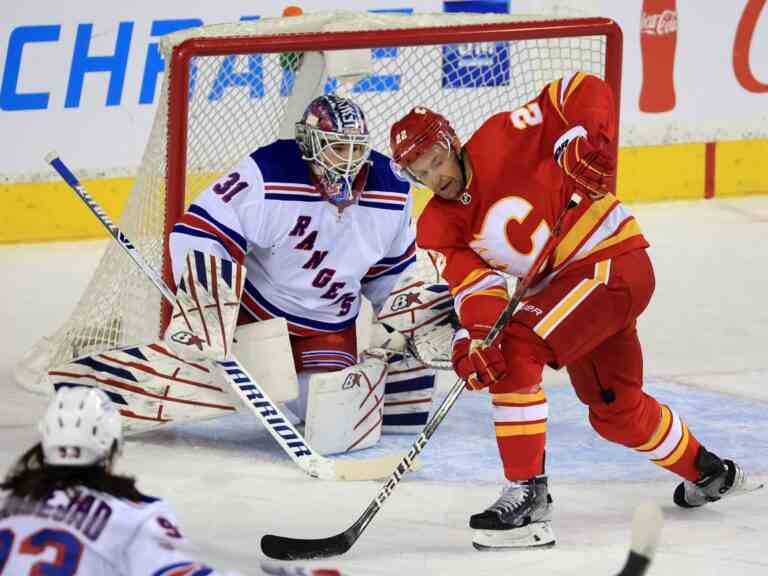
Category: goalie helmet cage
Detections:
[{"x1": 15, "y1": 11, "x2": 622, "y2": 393}]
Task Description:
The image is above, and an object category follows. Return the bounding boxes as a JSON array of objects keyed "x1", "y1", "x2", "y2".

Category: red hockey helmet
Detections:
[{"x1": 389, "y1": 107, "x2": 460, "y2": 169}]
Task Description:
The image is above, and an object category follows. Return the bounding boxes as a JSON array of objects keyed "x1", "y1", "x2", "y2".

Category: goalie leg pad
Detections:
[
  {"x1": 45, "y1": 342, "x2": 238, "y2": 434},
  {"x1": 165, "y1": 250, "x2": 244, "y2": 362},
  {"x1": 304, "y1": 355, "x2": 388, "y2": 455},
  {"x1": 382, "y1": 350, "x2": 436, "y2": 434},
  {"x1": 233, "y1": 318, "x2": 298, "y2": 403}
]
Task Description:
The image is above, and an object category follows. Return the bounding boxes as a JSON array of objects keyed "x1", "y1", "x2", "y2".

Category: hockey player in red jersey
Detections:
[{"x1": 390, "y1": 72, "x2": 760, "y2": 550}]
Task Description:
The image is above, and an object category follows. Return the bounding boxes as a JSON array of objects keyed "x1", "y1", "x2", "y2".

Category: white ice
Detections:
[{"x1": 1, "y1": 196, "x2": 767, "y2": 576}]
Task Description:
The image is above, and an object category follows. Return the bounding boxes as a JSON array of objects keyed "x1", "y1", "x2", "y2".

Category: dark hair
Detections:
[{"x1": 1, "y1": 443, "x2": 143, "y2": 502}]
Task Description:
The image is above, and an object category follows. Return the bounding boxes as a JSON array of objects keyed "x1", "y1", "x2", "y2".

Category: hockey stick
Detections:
[
  {"x1": 615, "y1": 502, "x2": 663, "y2": 576},
  {"x1": 260, "y1": 193, "x2": 583, "y2": 560},
  {"x1": 45, "y1": 152, "x2": 414, "y2": 482}
]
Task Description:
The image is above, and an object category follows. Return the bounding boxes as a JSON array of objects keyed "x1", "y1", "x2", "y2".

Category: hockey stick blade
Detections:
[
  {"x1": 262, "y1": 502, "x2": 373, "y2": 560},
  {"x1": 261, "y1": 529, "x2": 356, "y2": 561},
  {"x1": 615, "y1": 502, "x2": 663, "y2": 576}
]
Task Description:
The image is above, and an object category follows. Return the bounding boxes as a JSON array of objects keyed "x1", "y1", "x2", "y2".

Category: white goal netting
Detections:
[{"x1": 16, "y1": 10, "x2": 621, "y2": 392}]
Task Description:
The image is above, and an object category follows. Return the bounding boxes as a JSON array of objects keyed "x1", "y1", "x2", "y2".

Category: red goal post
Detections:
[{"x1": 16, "y1": 11, "x2": 622, "y2": 393}]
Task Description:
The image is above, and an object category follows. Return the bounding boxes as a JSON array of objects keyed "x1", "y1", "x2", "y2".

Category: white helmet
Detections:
[{"x1": 39, "y1": 386, "x2": 123, "y2": 466}]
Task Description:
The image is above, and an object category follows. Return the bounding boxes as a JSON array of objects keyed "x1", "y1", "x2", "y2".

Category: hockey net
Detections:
[{"x1": 16, "y1": 10, "x2": 621, "y2": 392}]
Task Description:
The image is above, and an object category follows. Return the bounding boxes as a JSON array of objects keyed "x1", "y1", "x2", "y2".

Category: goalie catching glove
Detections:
[
  {"x1": 374, "y1": 275, "x2": 454, "y2": 368},
  {"x1": 165, "y1": 250, "x2": 244, "y2": 362},
  {"x1": 451, "y1": 328, "x2": 506, "y2": 390}
]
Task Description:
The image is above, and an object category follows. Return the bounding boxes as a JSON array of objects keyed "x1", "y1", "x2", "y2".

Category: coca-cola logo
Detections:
[
  {"x1": 641, "y1": 10, "x2": 678, "y2": 35},
  {"x1": 734, "y1": 0, "x2": 768, "y2": 93}
]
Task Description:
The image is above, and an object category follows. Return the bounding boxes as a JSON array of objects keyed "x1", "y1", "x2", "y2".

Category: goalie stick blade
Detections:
[
  {"x1": 333, "y1": 453, "x2": 421, "y2": 481},
  {"x1": 261, "y1": 531, "x2": 355, "y2": 560},
  {"x1": 615, "y1": 502, "x2": 663, "y2": 576}
]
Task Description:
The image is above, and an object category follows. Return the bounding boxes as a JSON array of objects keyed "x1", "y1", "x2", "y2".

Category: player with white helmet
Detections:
[
  {"x1": 169, "y1": 93, "x2": 441, "y2": 452},
  {"x1": 0, "y1": 385, "x2": 346, "y2": 575},
  {"x1": 39, "y1": 383, "x2": 123, "y2": 466}
]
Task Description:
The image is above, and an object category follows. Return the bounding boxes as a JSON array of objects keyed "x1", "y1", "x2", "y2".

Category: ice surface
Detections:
[{"x1": 1, "y1": 197, "x2": 767, "y2": 575}]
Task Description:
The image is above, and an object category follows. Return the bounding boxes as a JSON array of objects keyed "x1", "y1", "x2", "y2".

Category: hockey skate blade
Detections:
[
  {"x1": 332, "y1": 453, "x2": 421, "y2": 481},
  {"x1": 733, "y1": 477, "x2": 765, "y2": 498},
  {"x1": 472, "y1": 521, "x2": 555, "y2": 551}
]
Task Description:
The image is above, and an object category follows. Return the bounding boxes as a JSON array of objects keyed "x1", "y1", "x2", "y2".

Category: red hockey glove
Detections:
[
  {"x1": 559, "y1": 135, "x2": 616, "y2": 200},
  {"x1": 451, "y1": 328, "x2": 506, "y2": 391}
]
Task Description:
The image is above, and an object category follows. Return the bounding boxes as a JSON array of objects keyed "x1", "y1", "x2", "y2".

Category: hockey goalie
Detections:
[{"x1": 45, "y1": 94, "x2": 451, "y2": 456}]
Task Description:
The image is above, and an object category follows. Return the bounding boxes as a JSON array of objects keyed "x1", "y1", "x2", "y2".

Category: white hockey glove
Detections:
[{"x1": 165, "y1": 250, "x2": 244, "y2": 362}]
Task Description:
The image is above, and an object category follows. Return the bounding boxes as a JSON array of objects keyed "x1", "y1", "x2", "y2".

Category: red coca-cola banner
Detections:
[
  {"x1": 639, "y1": 0, "x2": 767, "y2": 114},
  {"x1": 639, "y1": 0, "x2": 678, "y2": 113}
]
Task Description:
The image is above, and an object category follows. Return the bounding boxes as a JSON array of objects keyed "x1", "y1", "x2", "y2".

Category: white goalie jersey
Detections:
[{"x1": 169, "y1": 139, "x2": 416, "y2": 337}]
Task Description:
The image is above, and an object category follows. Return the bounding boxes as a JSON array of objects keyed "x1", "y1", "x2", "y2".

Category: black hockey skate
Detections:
[
  {"x1": 470, "y1": 475, "x2": 555, "y2": 550},
  {"x1": 674, "y1": 447, "x2": 763, "y2": 508}
]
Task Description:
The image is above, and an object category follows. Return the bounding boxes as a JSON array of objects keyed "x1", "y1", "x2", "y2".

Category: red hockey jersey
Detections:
[{"x1": 417, "y1": 72, "x2": 649, "y2": 330}]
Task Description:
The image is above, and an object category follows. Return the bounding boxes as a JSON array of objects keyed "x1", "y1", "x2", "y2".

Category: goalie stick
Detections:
[
  {"x1": 261, "y1": 193, "x2": 583, "y2": 560},
  {"x1": 46, "y1": 152, "x2": 416, "y2": 482}
]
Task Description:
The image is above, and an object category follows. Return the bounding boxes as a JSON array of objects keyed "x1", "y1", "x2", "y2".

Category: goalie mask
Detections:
[
  {"x1": 296, "y1": 94, "x2": 372, "y2": 208},
  {"x1": 39, "y1": 386, "x2": 123, "y2": 466}
]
